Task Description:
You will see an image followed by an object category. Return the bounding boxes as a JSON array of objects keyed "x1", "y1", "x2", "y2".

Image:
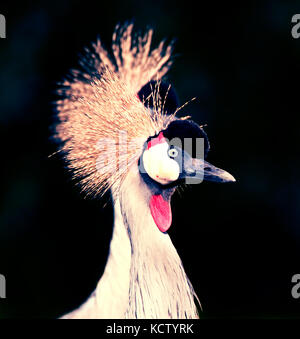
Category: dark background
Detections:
[{"x1": 0, "y1": 0, "x2": 299, "y2": 318}]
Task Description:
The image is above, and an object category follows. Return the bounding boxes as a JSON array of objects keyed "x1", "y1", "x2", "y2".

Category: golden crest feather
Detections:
[{"x1": 55, "y1": 23, "x2": 176, "y2": 197}]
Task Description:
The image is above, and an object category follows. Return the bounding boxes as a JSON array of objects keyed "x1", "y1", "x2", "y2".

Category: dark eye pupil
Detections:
[{"x1": 168, "y1": 148, "x2": 178, "y2": 158}]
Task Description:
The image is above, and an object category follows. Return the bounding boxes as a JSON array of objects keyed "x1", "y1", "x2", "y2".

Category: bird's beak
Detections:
[{"x1": 181, "y1": 156, "x2": 236, "y2": 183}]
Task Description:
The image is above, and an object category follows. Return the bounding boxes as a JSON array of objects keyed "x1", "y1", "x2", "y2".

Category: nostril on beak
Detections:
[
  {"x1": 203, "y1": 167, "x2": 211, "y2": 172},
  {"x1": 185, "y1": 167, "x2": 196, "y2": 175}
]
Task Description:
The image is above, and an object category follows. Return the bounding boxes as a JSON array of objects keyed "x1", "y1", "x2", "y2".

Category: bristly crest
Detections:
[{"x1": 54, "y1": 23, "x2": 177, "y2": 197}]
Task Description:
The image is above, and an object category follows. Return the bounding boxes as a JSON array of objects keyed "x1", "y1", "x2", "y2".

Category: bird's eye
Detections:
[{"x1": 168, "y1": 148, "x2": 179, "y2": 159}]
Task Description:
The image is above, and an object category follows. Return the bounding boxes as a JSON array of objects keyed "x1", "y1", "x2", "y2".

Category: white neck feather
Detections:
[{"x1": 119, "y1": 167, "x2": 199, "y2": 319}]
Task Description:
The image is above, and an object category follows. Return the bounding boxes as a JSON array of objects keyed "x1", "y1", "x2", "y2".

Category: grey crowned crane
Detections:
[{"x1": 54, "y1": 23, "x2": 235, "y2": 319}]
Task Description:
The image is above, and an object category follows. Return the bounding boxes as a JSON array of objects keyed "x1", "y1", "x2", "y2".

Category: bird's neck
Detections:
[
  {"x1": 115, "y1": 166, "x2": 199, "y2": 319},
  {"x1": 64, "y1": 166, "x2": 199, "y2": 319}
]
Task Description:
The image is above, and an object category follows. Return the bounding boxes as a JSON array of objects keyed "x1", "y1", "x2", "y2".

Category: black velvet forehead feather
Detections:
[{"x1": 163, "y1": 119, "x2": 210, "y2": 158}]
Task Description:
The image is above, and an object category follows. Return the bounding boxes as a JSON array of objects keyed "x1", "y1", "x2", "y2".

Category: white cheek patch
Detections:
[{"x1": 143, "y1": 142, "x2": 180, "y2": 185}]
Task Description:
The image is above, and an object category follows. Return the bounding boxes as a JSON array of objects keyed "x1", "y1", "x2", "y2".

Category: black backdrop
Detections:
[{"x1": 0, "y1": 0, "x2": 299, "y2": 318}]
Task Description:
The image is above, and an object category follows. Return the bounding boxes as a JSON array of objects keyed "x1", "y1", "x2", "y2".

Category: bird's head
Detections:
[{"x1": 137, "y1": 88, "x2": 235, "y2": 233}]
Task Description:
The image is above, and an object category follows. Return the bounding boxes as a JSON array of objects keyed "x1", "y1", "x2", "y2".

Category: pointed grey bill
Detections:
[{"x1": 182, "y1": 157, "x2": 236, "y2": 184}]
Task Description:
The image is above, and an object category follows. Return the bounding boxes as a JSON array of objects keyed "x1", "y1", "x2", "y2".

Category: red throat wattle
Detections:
[{"x1": 149, "y1": 194, "x2": 172, "y2": 233}]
